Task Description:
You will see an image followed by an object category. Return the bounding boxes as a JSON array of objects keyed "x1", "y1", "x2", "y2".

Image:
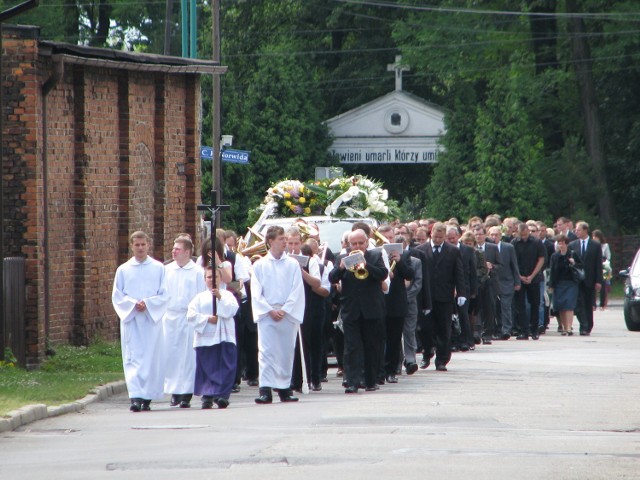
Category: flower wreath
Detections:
[{"x1": 252, "y1": 175, "x2": 392, "y2": 222}]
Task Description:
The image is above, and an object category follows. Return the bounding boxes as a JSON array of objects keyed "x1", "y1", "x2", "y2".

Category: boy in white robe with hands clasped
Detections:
[
  {"x1": 251, "y1": 225, "x2": 305, "y2": 404},
  {"x1": 112, "y1": 231, "x2": 169, "y2": 412}
]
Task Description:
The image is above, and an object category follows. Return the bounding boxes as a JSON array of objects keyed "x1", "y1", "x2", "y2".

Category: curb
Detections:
[{"x1": 0, "y1": 380, "x2": 127, "y2": 433}]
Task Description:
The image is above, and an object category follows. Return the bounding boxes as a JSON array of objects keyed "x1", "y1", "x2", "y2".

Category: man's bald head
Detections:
[{"x1": 349, "y1": 229, "x2": 368, "y2": 251}]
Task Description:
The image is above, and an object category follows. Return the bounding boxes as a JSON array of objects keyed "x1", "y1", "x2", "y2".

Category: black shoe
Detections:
[
  {"x1": 141, "y1": 400, "x2": 151, "y2": 411},
  {"x1": 321, "y1": 376, "x2": 328, "y2": 383},
  {"x1": 179, "y1": 400, "x2": 190, "y2": 408},
  {"x1": 482, "y1": 338, "x2": 492, "y2": 345},
  {"x1": 435, "y1": 364, "x2": 447, "y2": 372},
  {"x1": 129, "y1": 399, "x2": 142, "y2": 412},
  {"x1": 473, "y1": 335, "x2": 482, "y2": 345},
  {"x1": 419, "y1": 359, "x2": 430, "y2": 369},
  {"x1": 459, "y1": 344, "x2": 470, "y2": 352},
  {"x1": 386, "y1": 375, "x2": 398, "y2": 384},
  {"x1": 406, "y1": 362, "x2": 418, "y2": 375},
  {"x1": 468, "y1": 344, "x2": 475, "y2": 351},
  {"x1": 531, "y1": 333, "x2": 539, "y2": 340},
  {"x1": 341, "y1": 379, "x2": 348, "y2": 387},
  {"x1": 255, "y1": 387, "x2": 273, "y2": 404},
  {"x1": 500, "y1": 333, "x2": 511, "y2": 340},
  {"x1": 231, "y1": 384, "x2": 241, "y2": 393},
  {"x1": 365, "y1": 385, "x2": 379, "y2": 391},
  {"x1": 254, "y1": 394, "x2": 272, "y2": 404},
  {"x1": 579, "y1": 331, "x2": 590, "y2": 336},
  {"x1": 345, "y1": 386, "x2": 358, "y2": 394},
  {"x1": 311, "y1": 383, "x2": 322, "y2": 392},
  {"x1": 169, "y1": 395, "x2": 179, "y2": 407},
  {"x1": 516, "y1": 334, "x2": 529, "y2": 340},
  {"x1": 214, "y1": 397, "x2": 229, "y2": 409},
  {"x1": 376, "y1": 377, "x2": 385, "y2": 386},
  {"x1": 201, "y1": 401, "x2": 213, "y2": 409},
  {"x1": 450, "y1": 345, "x2": 459, "y2": 352},
  {"x1": 278, "y1": 389, "x2": 299, "y2": 402},
  {"x1": 538, "y1": 325, "x2": 546, "y2": 334},
  {"x1": 247, "y1": 379, "x2": 259, "y2": 387}
]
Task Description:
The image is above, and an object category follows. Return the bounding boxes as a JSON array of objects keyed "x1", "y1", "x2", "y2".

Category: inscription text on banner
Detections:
[{"x1": 331, "y1": 147, "x2": 439, "y2": 164}]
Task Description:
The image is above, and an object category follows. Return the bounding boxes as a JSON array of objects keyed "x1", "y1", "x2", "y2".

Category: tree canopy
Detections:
[{"x1": 7, "y1": 0, "x2": 640, "y2": 233}]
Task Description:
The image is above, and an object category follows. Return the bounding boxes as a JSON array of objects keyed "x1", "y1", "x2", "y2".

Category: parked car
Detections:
[
  {"x1": 244, "y1": 215, "x2": 378, "y2": 254},
  {"x1": 620, "y1": 248, "x2": 640, "y2": 331}
]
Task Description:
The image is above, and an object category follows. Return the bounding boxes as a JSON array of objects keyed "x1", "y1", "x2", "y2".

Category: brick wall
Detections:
[{"x1": 2, "y1": 26, "x2": 203, "y2": 367}]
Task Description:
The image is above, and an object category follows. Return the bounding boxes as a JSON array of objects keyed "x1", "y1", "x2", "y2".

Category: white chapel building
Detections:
[{"x1": 325, "y1": 57, "x2": 446, "y2": 165}]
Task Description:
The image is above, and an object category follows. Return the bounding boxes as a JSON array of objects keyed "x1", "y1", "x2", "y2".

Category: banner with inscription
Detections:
[{"x1": 330, "y1": 147, "x2": 440, "y2": 164}]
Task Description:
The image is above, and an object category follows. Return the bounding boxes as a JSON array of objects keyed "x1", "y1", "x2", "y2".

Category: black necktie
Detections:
[{"x1": 433, "y1": 245, "x2": 440, "y2": 256}]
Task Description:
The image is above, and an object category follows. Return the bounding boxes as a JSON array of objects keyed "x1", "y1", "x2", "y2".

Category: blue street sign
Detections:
[
  {"x1": 221, "y1": 149, "x2": 250, "y2": 164},
  {"x1": 200, "y1": 146, "x2": 214, "y2": 159},
  {"x1": 200, "y1": 146, "x2": 250, "y2": 164}
]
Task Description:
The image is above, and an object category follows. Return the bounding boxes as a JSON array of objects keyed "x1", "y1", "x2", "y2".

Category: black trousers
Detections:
[
  {"x1": 342, "y1": 314, "x2": 381, "y2": 389},
  {"x1": 515, "y1": 282, "x2": 540, "y2": 336},
  {"x1": 234, "y1": 301, "x2": 258, "y2": 383},
  {"x1": 292, "y1": 308, "x2": 324, "y2": 387},
  {"x1": 575, "y1": 284, "x2": 596, "y2": 333},
  {"x1": 422, "y1": 300, "x2": 454, "y2": 367},
  {"x1": 455, "y1": 301, "x2": 473, "y2": 347},
  {"x1": 384, "y1": 315, "x2": 405, "y2": 376},
  {"x1": 477, "y1": 280, "x2": 497, "y2": 338}
]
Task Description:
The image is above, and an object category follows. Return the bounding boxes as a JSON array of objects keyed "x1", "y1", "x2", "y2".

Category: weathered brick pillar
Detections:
[{"x1": 2, "y1": 25, "x2": 44, "y2": 367}]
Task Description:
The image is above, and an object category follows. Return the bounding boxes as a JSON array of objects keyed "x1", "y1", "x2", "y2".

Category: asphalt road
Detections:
[{"x1": 1, "y1": 305, "x2": 639, "y2": 480}]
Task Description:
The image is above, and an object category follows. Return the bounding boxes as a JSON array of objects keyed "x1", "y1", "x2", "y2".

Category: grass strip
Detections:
[{"x1": 0, "y1": 340, "x2": 123, "y2": 417}]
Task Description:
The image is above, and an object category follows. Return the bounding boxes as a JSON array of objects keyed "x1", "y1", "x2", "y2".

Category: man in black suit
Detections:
[
  {"x1": 406, "y1": 236, "x2": 431, "y2": 373},
  {"x1": 474, "y1": 226, "x2": 501, "y2": 344},
  {"x1": 416, "y1": 222, "x2": 467, "y2": 371},
  {"x1": 329, "y1": 229, "x2": 388, "y2": 393},
  {"x1": 446, "y1": 225, "x2": 477, "y2": 351},
  {"x1": 377, "y1": 225, "x2": 414, "y2": 383},
  {"x1": 569, "y1": 221, "x2": 603, "y2": 335},
  {"x1": 512, "y1": 223, "x2": 546, "y2": 340}
]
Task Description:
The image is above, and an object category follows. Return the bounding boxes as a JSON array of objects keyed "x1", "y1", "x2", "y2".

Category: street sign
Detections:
[
  {"x1": 221, "y1": 149, "x2": 250, "y2": 164},
  {"x1": 200, "y1": 146, "x2": 214, "y2": 159},
  {"x1": 200, "y1": 146, "x2": 250, "y2": 164}
]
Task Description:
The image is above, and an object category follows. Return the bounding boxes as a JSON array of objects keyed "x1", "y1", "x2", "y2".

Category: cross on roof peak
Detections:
[{"x1": 387, "y1": 55, "x2": 410, "y2": 92}]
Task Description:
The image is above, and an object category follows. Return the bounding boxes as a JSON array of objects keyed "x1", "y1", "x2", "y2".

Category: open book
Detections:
[{"x1": 289, "y1": 253, "x2": 310, "y2": 268}]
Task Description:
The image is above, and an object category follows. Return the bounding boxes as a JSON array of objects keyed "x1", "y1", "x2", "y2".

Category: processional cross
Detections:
[{"x1": 197, "y1": 190, "x2": 229, "y2": 314}]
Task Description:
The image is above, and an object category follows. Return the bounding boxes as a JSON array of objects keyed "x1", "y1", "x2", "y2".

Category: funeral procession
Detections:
[{"x1": 1, "y1": 2, "x2": 639, "y2": 479}]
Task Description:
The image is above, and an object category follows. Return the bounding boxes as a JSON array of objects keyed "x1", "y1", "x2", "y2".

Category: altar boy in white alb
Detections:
[
  {"x1": 187, "y1": 266, "x2": 239, "y2": 409},
  {"x1": 251, "y1": 225, "x2": 305, "y2": 404},
  {"x1": 112, "y1": 231, "x2": 169, "y2": 412},
  {"x1": 162, "y1": 236, "x2": 206, "y2": 408}
]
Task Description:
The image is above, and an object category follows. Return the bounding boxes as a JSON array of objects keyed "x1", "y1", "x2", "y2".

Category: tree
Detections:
[{"x1": 471, "y1": 71, "x2": 548, "y2": 220}]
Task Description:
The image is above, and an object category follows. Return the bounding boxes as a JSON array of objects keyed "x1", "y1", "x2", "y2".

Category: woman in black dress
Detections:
[{"x1": 548, "y1": 234, "x2": 582, "y2": 335}]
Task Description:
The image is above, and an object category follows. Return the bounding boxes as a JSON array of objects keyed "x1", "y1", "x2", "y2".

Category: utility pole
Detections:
[{"x1": 211, "y1": 0, "x2": 222, "y2": 227}]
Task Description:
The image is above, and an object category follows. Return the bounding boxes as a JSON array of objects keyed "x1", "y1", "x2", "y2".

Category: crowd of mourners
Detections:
[{"x1": 111, "y1": 214, "x2": 612, "y2": 411}]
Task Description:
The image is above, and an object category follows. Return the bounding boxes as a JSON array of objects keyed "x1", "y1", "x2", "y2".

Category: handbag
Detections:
[
  {"x1": 571, "y1": 265, "x2": 585, "y2": 283},
  {"x1": 451, "y1": 313, "x2": 461, "y2": 337}
]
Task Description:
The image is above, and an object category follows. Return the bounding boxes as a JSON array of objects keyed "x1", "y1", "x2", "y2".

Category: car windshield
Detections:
[{"x1": 631, "y1": 250, "x2": 640, "y2": 276}]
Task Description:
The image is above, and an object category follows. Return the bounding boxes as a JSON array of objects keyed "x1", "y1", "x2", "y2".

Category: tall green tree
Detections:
[{"x1": 470, "y1": 71, "x2": 547, "y2": 220}]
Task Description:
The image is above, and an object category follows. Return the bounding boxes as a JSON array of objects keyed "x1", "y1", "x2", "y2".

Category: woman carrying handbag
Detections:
[{"x1": 548, "y1": 234, "x2": 583, "y2": 335}]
